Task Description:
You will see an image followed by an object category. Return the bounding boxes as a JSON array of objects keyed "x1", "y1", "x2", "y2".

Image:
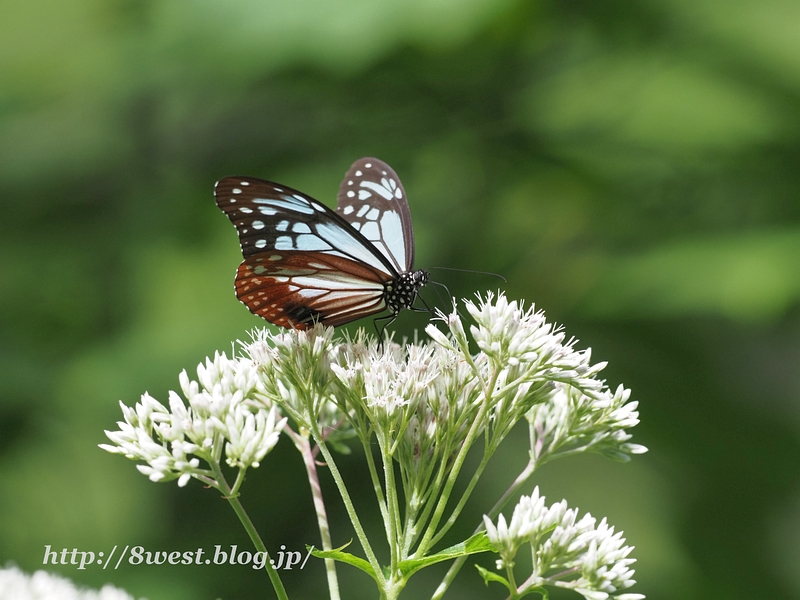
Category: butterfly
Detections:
[{"x1": 215, "y1": 157, "x2": 429, "y2": 331}]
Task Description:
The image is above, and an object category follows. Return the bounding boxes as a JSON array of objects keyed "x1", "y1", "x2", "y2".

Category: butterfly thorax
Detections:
[{"x1": 385, "y1": 270, "x2": 429, "y2": 313}]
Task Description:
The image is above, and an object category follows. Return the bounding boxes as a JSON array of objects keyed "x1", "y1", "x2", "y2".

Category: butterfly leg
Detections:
[
  {"x1": 410, "y1": 292, "x2": 436, "y2": 317},
  {"x1": 373, "y1": 312, "x2": 399, "y2": 346}
]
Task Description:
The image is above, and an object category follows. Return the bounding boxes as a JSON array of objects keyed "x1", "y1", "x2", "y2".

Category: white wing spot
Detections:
[
  {"x1": 395, "y1": 188, "x2": 403, "y2": 199},
  {"x1": 255, "y1": 239, "x2": 267, "y2": 249},
  {"x1": 254, "y1": 196, "x2": 314, "y2": 214},
  {"x1": 343, "y1": 205, "x2": 354, "y2": 215},
  {"x1": 355, "y1": 170, "x2": 363, "y2": 176},
  {"x1": 357, "y1": 205, "x2": 370, "y2": 217},
  {"x1": 269, "y1": 255, "x2": 282, "y2": 261},
  {"x1": 365, "y1": 162, "x2": 372, "y2": 168},
  {"x1": 358, "y1": 190, "x2": 371, "y2": 200},
  {"x1": 240, "y1": 207, "x2": 253, "y2": 214},
  {"x1": 380, "y1": 211, "x2": 405, "y2": 268},
  {"x1": 252, "y1": 220, "x2": 265, "y2": 230},
  {"x1": 351, "y1": 222, "x2": 361, "y2": 230},
  {"x1": 347, "y1": 191, "x2": 355, "y2": 198},
  {"x1": 242, "y1": 229, "x2": 248, "y2": 234},
  {"x1": 276, "y1": 220, "x2": 289, "y2": 232},
  {"x1": 361, "y1": 221, "x2": 379, "y2": 239},
  {"x1": 348, "y1": 180, "x2": 353, "y2": 185},
  {"x1": 382, "y1": 170, "x2": 387, "y2": 175},
  {"x1": 311, "y1": 202, "x2": 326, "y2": 212},
  {"x1": 259, "y1": 207, "x2": 277, "y2": 215},
  {"x1": 275, "y1": 236, "x2": 293, "y2": 250},
  {"x1": 295, "y1": 234, "x2": 332, "y2": 250},
  {"x1": 366, "y1": 208, "x2": 380, "y2": 220},
  {"x1": 315, "y1": 222, "x2": 388, "y2": 271},
  {"x1": 241, "y1": 181, "x2": 250, "y2": 186},
  {"x1": 233, "y1": 188, "x2": 242, "y2": 194},
  {"x1": 296, "y1": 288, "x2": 327, "y2": 299},
  {"x1": 360, "y1": 180, "x2": 393, "y2": 200},
  {"x1": 292, "y1": 222, "x2": 311, "y2": 233},
  {"x1": 230, "y1": 199, "x2": 236, "y2": 203}
]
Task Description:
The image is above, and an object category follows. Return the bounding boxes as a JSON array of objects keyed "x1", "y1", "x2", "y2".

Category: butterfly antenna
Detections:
[
  {"x1": 427, "y1": 280, "x2": 453, "y2": 312},
  {"x1": 428, "y1": 266, "x2": 506, "y2": 283}
]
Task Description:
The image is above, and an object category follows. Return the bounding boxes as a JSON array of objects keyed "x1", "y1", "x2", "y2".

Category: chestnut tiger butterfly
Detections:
[{"x1": 215, "y1": 157, "x2": 429, "y2": 331}]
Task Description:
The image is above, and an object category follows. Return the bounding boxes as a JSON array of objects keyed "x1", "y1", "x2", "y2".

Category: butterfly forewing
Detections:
[
  {"x1": 215, "y1": 176, "x2": 394, "y2": 273},
  {"x1": 336, "y1": 158, "x2": 414, "y2": 273},
  {"x1": 215, "y1": 176, "x2": 398, "y2": 328}
]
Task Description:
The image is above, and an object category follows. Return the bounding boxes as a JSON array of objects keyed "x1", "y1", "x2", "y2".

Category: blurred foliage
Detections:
[{"x1": 2, "y1": 0, "x2": 800, "y2": 599}]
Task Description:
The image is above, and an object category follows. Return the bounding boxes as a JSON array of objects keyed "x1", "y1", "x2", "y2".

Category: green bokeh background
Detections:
[{"x1": 2, "y1": 0, "x2": 799, "y2": 598}]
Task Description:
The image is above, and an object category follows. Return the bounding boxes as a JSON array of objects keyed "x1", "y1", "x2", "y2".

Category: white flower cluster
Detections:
[
  {"x1": 0, "y1": 565, "x2": 141, "y2": 600},
  {"x1": 484, "y1": 488, "x2": 644, "y2": 600},
  {"x1": 528, "y1": 383, "x2": 648, "y2": 464},
  {"x1": 332, "y1": 341, "x2": 439, "y2": 432},
  {"x1": 100, "y1": 352, "x2": 286, "y2": 487},
  {"x1": 102, "y1": 292, "x2": 643, "y2": 516},
  {"x1": 425, "y1": 293, "x2": 640, "y2": 450}
]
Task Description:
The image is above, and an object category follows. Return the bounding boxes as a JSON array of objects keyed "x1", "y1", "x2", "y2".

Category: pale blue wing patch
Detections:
[{"x1": 215, "y1": 176, "x2": 393, "y2": 275}]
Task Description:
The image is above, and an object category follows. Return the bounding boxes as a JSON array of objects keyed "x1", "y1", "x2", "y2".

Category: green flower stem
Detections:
[
  {"x1": 428, "y1": 449, "x2": 492, "y2": 548},
  {"x1": 360, "y1": 433, "x2": 392, "y2": 542},
  {"x1": 431, "y1": 431, "x2": 539, "y2": 599},
  {"x1": 405, "y1": 444, "x2": 451, "y2": 550},
  {"x1": 293, "y1": 429, "x2": 340, "y2": 600},
  {"x1": 403, "y1": 430, "x2": 463, "y2": 554},
  {"x1": 416, "y1": 367, "x2": 500, "y2": 556},
  {"x1": 229, "y1": 467, "x2": 247, "y2": 497},
  {"x1": 378, "y1": 436, "x2": 401, "y2": 568},
  {"x1": 314, "y1": 437, "x2": 386, "y2": 587},
  {"x1": 208, "y1": 460, "x2": 289, "y2": 600},
  {"x1": 400, "y1": 481, "x2": 426, "y2": 556},
  {"x1": 415, "y1": 403, "x2": 488, "y2": 555},
  {"x1": 506, "y1": 563, "x2": 519, "y2": 599}
]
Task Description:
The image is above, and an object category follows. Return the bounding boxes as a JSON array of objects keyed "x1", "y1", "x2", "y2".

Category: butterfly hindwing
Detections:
[
  {"x1": 336, "y1": 158, "x2": 414, "y2": 273},
  {"x1": 235, "y1": 252, "x2": 387, "y2": 328}
]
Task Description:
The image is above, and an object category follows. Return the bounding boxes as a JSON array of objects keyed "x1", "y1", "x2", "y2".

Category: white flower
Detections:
[
  {"x1": 0, "y1": 565, "x2": 143, "y2": 600},
  {"x1": 484, "y1": 487, "x2": 568, "y2": 568},
  {"x1": 101, "y1": 352, "x2": 283, "y2": 487},
  {"x1": 225, "y1": 405, "x2": 287, "y2": 469},
  {"x1": 483, "y1": 491, "x2": 643, "y2": 599},
  {"x1": 528, "y1": 382, "x2": 648, "y2": 464}
]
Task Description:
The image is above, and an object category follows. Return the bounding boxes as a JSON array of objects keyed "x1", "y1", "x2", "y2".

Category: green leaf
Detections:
[
  {"x1": 329, "y1": 440, "x2": 352, "y2": 455},
  {"x1": 309, "y1": 542, "x2": 380, "y2": 584},
  {"x1": 397, "y1": 532, "x2": 494, "y2": 578},
  {"x1": 475, "y1": 565, "x2": 512, "y2": 591}
]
